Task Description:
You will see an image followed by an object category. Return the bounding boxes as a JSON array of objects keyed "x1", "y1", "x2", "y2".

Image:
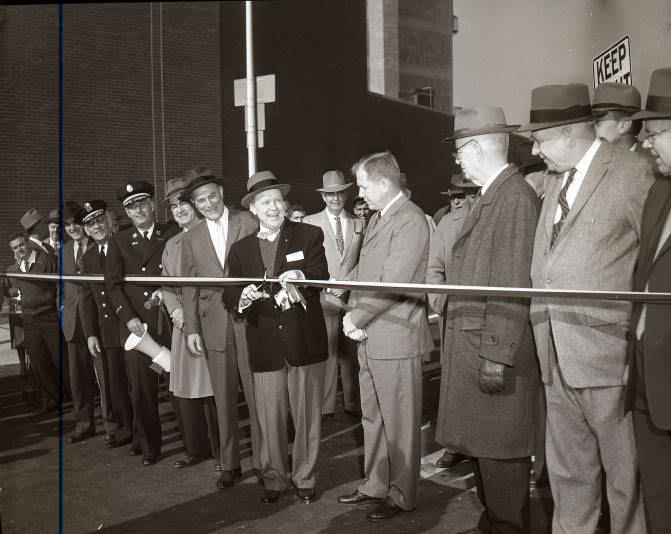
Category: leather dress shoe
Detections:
[
  {"x1": 67, "y1": 429, "x2": 95, "y2": 444},
  {"x1": 367, "y1": 501, "x2": 406, "y2": 522},
  {"x1": 296, "y1": 488, "x2": 316, "y2": 504},
  {"x1": 104, "y1": 434, "x2": 114, "y2": 442},
  {"x1": 173, "y1": 455, "x2": 202, "y2": 468},
  {"x1": 129, "y1": 446, "x2": 142, "y2": 456},
  {"x1": 338, "y1": 489, "x2": 384, "y2": 505},
  {"x1": 142, "y1": 454, "x2": 159, "y2": 466},
  {"x1": 260, "y1": 489, "x2": 281, "y2": 504},
  {"x1": 435, "y1": 450, "x2": 468, "y2": 469},
  {"x1": 214, "y1": 463, "x2": 222, "y2": 472},
  {"x1": 216, "y1": 467, "x2": 241, "y2": 489}
]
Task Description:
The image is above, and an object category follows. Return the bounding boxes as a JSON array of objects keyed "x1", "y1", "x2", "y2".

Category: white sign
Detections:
[
  {"x1": 234, "y1": 74, "x2": 276, "y2": 106},
  {"x1": 593, "y1": 35, "x2": 631, "y2": 89}
]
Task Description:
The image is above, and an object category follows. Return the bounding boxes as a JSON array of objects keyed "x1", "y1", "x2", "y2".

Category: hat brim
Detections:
[
  {"x1": 317, "y1": 183, "x2": 352, "y2": 193},
  {"x1": 185, "y1": 176, "x2": 222, "y2": 195},
  {"x1": 162, "y1": 187, "x2": 190, "y2": 204},
  {"x1": 441, "y1": 124, "x2": 520, "y2": 142},
  {"x1": 629, "y1": 109, "x2": 671, "y2": 121},
  {"x1": 517, "y1": 111, "x2": 606, "y2": 132},
  {"x1": 241, "y1": 184, "x2": 292, "y2": 209}
]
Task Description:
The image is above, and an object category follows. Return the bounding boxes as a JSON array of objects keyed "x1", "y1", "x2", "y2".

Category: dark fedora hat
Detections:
[
  {"x1": 46, "y1": 208, "x2": 60, "y2": 224},
  {"x1": 317, "y1": 170, "x2": 352, "y2": 192},
  {"x1": 183, "y1": 166, "x2": 221, "y2": 195},
  {"x1": 163, "y1": 177, "x2": 191, "y2": 203},
  {"x1": 241, "y1": 171, "x2": 291, "y2": 209},
  {"x1": 518, "y1": 83, "x2": 606, "y2": 132},
  {"x1": 440, "y1": 173, "x2": 479, "y2": 195},
  {"x1": 592, "y1": 83, "x2": 641, "y2": 119},
  {"x1": 442, "y1": 107, "x2": 519, "y2": 142},
  {"x1": 631, "y1": 68, "x2": 671, "y2": 121}
]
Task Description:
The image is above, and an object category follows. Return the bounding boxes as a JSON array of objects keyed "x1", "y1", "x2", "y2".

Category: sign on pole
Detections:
[
  {"x1": 593, "y1": 35, "x2": 631, "y2": 89},
  {"x1": 234, "y1": 74, "x2": 276, "y2": 148}
]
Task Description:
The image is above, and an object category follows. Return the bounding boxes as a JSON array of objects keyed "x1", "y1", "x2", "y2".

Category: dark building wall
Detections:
[{"x1": 2, "y1": 0, "x2": 454, "y2": 267}]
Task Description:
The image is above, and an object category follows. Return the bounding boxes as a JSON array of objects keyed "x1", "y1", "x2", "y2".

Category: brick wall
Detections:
[{"x1": 1, "y1": 0, "x2": 455, "y2": 267}]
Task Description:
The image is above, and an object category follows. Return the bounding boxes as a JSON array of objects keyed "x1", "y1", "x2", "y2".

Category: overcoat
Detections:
[
  {"x1": 61, "y1": 238, "x2": 90, "y2": 342},
  {"x1": 223, "y1": 220, "x2": 329, "y2": 372},
  {"x1": 436, "y1": 165, "x2": 541, "y2": 459},
  {"x1": 626, "y1": 177, "x2": 671, "y2": 430},
  {"x1": 162, "y1": 231, "x2": 214, "y2": 398}
]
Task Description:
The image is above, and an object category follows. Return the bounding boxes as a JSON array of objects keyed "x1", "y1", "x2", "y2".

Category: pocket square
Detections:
[{"x1": 286, "y1": 251, "x2": 304, "y2": 262}]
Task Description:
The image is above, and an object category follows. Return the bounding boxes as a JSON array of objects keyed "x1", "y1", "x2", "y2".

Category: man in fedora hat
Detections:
[
  {"x1": 430, "y1": 107, "x2": 541, "y2": 533},
  {"x1": 45, "y1": 209, "x2": 62, "y2": 251},
  {"x1": 432, "y1": 173, "x2": 480, "y2": 225},
  {"x1": 521, "y1": 82, "x2": 654, "y2": 533},
  {"x1": 626, "y1": 67, "x2": 671, "y2": 533},
  {"x1": 79, "y1": 200, "x2": 134, "y2": 450},
  {"x1": 60, "y1": 201, "x2": 98, "y2": 444},
  {"x1": 223, "y1": 170, "x2": 329, "y2": 505},
  {"x1": 105, "y1": 180, "x2": 178, "y2": 466},
  {"x1": 303, "y1": 170, "x2": 364, "y2": 417},
  {"x1": 338, "y1": 152, "x2": 431, "y2": 522},
  {"x1": 20, "y1": 208, "x2": 54, "y2": 255},
  {"x1": 593, "y1": 82, "x2": 643, "y2": 152},
  {"x1": 180, "y1": 166, "x2": 262, "y2": 488}
]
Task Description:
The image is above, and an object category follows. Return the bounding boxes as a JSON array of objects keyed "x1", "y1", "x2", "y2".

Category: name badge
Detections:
[{"x1": 286, "y1": 251, "x2": 304, "y2": 262}]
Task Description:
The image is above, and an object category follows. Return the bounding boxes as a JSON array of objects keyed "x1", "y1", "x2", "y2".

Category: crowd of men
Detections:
[{"x1": 3, "y1": 68, "x2": 671, "y2": 533}]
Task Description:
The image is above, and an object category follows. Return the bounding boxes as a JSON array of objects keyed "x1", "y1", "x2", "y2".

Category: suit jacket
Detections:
[
  {"x1": 7, "y1": 249, "x2": 59, "y2": 318},
  {"x1": 347, "y1": 195, "x2": 432, "y2": 359},
  {"x1": 303, "y1": 208, "x2": 364, "y2": 314},
  {"x1": 530, "y1": 142, "x2": 655, "y2": 388},
  {"x1": 61, "y1": 238, "x2": 90, "y2": 342},
  {"x1": 79, "y1": 244, "x2": 121, "y2": 349},
  {"x1": 223, "y1": 220, "x2": 329, "y2": 372},
  {"x1": 437, "y1": 165, "x2": 541, "y2": 458},
  {"x1": 627, "y1": 178, "x2": 671, "y2": 429},
  {"x1": 181, "y1": 209, "x2": 258, "y2": 351},
  {"x1": 105, "y1": 222, "x2": 178, "y2": 341}
]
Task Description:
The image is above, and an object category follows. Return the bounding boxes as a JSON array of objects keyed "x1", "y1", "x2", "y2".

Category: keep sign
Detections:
[{"x1": 593, "y1": 35, "x2": 631, "y2": 89}]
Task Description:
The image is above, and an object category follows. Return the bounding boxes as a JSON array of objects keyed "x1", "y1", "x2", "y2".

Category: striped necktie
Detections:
[
  {"x1": 335, "y1": 215, "x2": 344, "y2": 255},
  {"x1": 551, "y1": 168, "x2": 577, "y2": 247}
]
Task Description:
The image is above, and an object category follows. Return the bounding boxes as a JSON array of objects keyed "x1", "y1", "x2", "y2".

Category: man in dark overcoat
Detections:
[{"x1": 437, "y1": 107, "x2": 542, "y2": 534}]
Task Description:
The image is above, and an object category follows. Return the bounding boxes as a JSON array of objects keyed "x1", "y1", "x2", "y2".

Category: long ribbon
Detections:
[{"x1": 3, "y1": 272, "x2": 671, "y2": 303}]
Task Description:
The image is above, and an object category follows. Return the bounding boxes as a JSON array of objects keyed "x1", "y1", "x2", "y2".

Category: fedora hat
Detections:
[
  {"x1": 441, "y1": 174, "x2": 479, "y2": 195},
  {"x1": 631, "y1": 68, "x2": 671, "y2": 121},
  {"x1": 20, "y1": 208, "x2": 45, "y2": 231},
  {"x1": 47, "y1": 208, "x2": 60, "y2": 224},
  {"x1": 163, "y1": 177, "x2": 190, "y2": 203},
  {"x1": 183, "y1": 166, "x2": 221, "y2": 195},
  {"x1": 518, "y1": 83, "x2": 606, "y2": 132},
  {"x1": 442, "y1": 107, "x2": 519, "y2": 142},
  {"x1": 592, "y1": 83, "x2": 641, "y2": 119},
  {"x1": 63, "y1": 200, "x2": 82, "y2": 224},
  {"x1": 241, "y1": 170, "x2": 291, "y2": 209},
  {"x1": 317, "y1": 170, "x2": 352, "y2": 192}
]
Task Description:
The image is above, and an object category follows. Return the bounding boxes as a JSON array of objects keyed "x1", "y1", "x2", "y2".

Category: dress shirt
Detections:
[
  {"x1": 553, "y1": 138, "x2": 601, "y2": 224},
  {"x1": 136, "y1": 223, "x2": 155, "y2": 240},
  {"x1": 326, "y1": 209, "x2": 347, "y2": 247},
  {"x1": 257, "y1": 221, "x2": 282, "y2": 242},
  {"x1": 206, "y1": 207, "x2": 229, "y2": 268},
  {"x1": 380, "y1": 190, "x2": 404, "y2": 218},
  {"x1": 98, "y1": 242, "x2": 109, "y2": 256},
  {"x1": 480, "y1": 163, "x2": 510, "y2": 196},
  {"x1": 20, "y1": 250, "x2": 37, "y2": 272}
]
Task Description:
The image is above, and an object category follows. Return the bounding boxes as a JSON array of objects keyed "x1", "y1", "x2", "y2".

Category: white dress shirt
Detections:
[
  {"x1": 553, "y1": 138, "x2": 601, "y2": 224},
  {"x1": 380, "y1": 190, "x2": 404, "y2": 218},
  {"x1": 206, "y1": 207, "x2": 229, "y2": 268},
  {"x1": 326, "y1": 209, "x2": 347, "y2": 247},
  {"x1": 20, "y1": 250, "x2": 37, "y2": 272}
]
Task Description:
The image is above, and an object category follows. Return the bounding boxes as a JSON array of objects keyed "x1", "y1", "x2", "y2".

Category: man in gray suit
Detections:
[
  {"x1": 338, "y1": 151, "x2": 432, "y2": 522},
  {"x1": 521, "y1": 83, "x2": 654, "y2": 534},
  {"x1": 180, "y1": 167, "x2": 261, "y2": 488},
  {"x1": 303, "y1": 170, "x2": 364, "y2": 416}
]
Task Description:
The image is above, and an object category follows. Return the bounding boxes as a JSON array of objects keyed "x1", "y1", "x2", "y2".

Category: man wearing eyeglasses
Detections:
[
  {"x1": 304, "y1": 170, "x2": 365, "y2": 417},
  {"x1": 626, "y1": 67, "x2": 671, "y2": 534},
  {"x1": 105, "y1": 181, "x2": 178, "y2": 466}
]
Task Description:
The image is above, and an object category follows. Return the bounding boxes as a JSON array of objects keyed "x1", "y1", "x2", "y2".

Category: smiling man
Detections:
[
  {"x1": 304, "y1": 170, "x2": 364, "y2": 417},
  {"x1": 223, "y1": 170, "x2": 329, "y2": 505},
  {"x1": 104, "y1": 181, "x2": 178, "y2": 466},
  {"x1": 179, "y1": 167, "x2": 261, "y2": 489}
]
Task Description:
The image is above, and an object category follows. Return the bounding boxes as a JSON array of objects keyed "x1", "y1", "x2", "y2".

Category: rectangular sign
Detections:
[
  {"x1": 593, "y1": 35, "x2": 631, "y2": 88},
  {"x1": 234, "y1": 74, "x2": 276, "y2": 106}
]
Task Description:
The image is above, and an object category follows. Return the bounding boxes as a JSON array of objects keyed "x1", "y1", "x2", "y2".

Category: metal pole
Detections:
[{"x1": 245, "y1": 0, "x2": 257, "y2": 176}]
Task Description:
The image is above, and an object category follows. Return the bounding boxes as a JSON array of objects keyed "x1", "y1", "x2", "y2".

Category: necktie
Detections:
[
  {"x1": 75, "y1": 243, "x2": 83, "y2": 264},
  {"x1": 551, "y1": 168, "x2": 577, "y2": 247},
  {"x1": 142, "y1": 230, "x2": 149, "y2": 241},
  {"x1": 335, "y1": 215, "x2": 344, "y2": 255}
]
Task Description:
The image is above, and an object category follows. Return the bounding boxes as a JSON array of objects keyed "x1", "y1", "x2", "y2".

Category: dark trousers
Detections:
[
  {"x1": 174, "y1": 396, "x2": 219, "y2": 459},
  {"x1": 472, "y1": 456, "x2": 531, "y2": 534},
  {"x1": 67, "y1": 337, "x2": 95, "y2": 433},
  {"x1": 23, "y1": 314, "x2": 61, "y2": 405},
  {"x1": 632, "y1": 339, "x2": 671, "y2": 533},
  {"x1": 124, "y1": 349, "x2": 161, "y2": 456},
  {"x1": 103, "y1": 347, "x2": 134, "y2": 440}
]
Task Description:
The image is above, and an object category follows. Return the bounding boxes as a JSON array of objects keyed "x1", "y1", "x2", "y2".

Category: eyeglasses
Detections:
[
  {"x1": 641, "y1": 128, "x2": 670, "y2": 146},
  {"x1": 452, "y1": 139, "x2": 477, "y2": 163}
]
